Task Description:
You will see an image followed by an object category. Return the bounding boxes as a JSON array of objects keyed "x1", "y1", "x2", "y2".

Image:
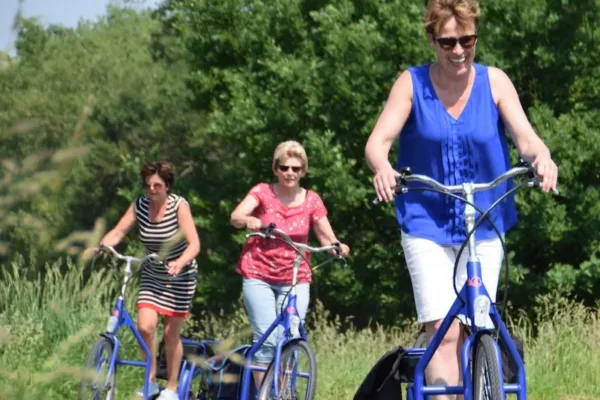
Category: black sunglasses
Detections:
[
  {"x1": 278, "y1": 165, "x2": 302, "y2": 173},
  {"x1": 434, "y1": 34, "x2": 478, "y2": 51}
]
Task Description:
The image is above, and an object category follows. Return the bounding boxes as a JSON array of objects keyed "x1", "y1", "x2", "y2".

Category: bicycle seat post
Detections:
[
  {"x1": 462, "y1": 182, "x2": 491, "y2": 331},
  {"x1": 291, "y1": 253, "x2": 302, "y2": 296},
  {"x1": 120, "y1": 258, "x2": 133, "y2": 299},
  {"x1": 462, "y1": 182, "x2": 478, "y2": 261}
]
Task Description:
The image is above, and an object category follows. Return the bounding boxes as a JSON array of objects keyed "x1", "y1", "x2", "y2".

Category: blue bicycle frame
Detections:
[
  {"x1": 394, "y1": 168, "x2": 539, "y2": 400},
  {"x1": 239, "y1": 258, "x2": 308, "y2": 399},
  {"x1": 92, "y1": 245, "x2": 161, "y2": 400},
  {"x1": 237, "y1": 226, "x2": 341, "y2": 400},
  {"x1": 176, "y1": 338, "x2": 220, "y2": 399},
  {"x1": 102, "y1": 297, "x2": 156, "y2": 399},
  {"x1": 178, "y1": 275, "x2": 311, "y2": 400}
]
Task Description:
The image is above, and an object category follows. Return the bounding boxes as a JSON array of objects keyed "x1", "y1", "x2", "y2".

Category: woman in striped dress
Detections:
[{"x1": 100, "y1": 161, "x2": 200, "y2": 400}]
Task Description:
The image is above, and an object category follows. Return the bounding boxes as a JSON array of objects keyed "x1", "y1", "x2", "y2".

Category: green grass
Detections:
[{"x1": 0, "y1": 260, "x2": 599, "y2": 400}]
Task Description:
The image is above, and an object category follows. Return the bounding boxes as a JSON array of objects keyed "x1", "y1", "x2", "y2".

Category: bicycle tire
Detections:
[
  {"x1": 79, "y1": 336, "x2": 116, "y2": 400},
  {"x1": 258, "y1": 340, "x2": 317, "y2": 400},
  {"x1": 473, "y1": 334, "x2": 503, "y2": 400}
]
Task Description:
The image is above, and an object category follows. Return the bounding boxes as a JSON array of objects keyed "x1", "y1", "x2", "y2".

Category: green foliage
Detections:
[
  {"x1": 479, "y1": 0, "x2": 600, "y2": 113},
  {"x1": 0, "y1": 258, "x2": 146, "y2": 399}
]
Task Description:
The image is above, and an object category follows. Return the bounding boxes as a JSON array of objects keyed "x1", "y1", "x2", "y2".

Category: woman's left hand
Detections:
[
  {"x1": 532, "y1": 154, "x2": 558, "y2": 193},
  {"x1": 167, "y1": 260, "x2": 184, "y2": 276},
  {"x1": 341, "y1": 243, "x2": 350, "y2": 257},
  {"x1": 331, "y1": 243, "x2": 350, "y2": 258}
]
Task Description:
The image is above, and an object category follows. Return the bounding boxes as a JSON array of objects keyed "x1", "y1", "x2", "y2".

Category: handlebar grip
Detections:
[
  {"x1": 147, "y1": 254, "x2": 160, "y2": 262},
  {"x1": 331, "y1": 242, "x2": 341, "y2": 256},
  {"x1": 260, "y1": 223, "x2": 276, "y2": 232},
  {"x1": 98, "y1": 243, "x2": 117, "y2": 257}
]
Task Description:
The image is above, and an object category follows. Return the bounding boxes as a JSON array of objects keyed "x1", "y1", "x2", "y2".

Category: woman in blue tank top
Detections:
[{"x1": 365, "y1": 0, "x2": 557, "y2": 397}]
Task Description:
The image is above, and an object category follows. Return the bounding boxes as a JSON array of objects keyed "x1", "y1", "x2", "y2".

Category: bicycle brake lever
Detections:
[{"x1": 528, "y1": 178, "x2": 561, "y2": 196}]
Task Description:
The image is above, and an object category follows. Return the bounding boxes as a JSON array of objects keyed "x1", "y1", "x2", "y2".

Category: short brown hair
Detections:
[
  {"x1": 272, "y1": 141, "x2": 309, "y2": 172},
  {"x1": 140, "y1": 161, "x2": 175, "y2": 191},
  {"x1": 424, "y1": 0, "x2": 480, "y2": 36}
]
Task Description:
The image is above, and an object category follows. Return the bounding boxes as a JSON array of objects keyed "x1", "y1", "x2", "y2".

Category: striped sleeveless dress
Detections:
[{"x1": 134, "y1": 193, "x2": 198, "y2": 317}]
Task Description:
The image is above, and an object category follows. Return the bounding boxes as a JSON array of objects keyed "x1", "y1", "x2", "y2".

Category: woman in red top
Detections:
[{"x1": 230, "y1": 140, "x2": 350, "y2": 386}]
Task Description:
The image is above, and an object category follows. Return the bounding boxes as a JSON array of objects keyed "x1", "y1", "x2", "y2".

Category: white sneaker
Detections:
[
  {"x1": 157, "y1": 388, "x2": 179, "y2": 400},
  {"x1": 136, "y1": 380, "x2": 160, "y2": 397}
]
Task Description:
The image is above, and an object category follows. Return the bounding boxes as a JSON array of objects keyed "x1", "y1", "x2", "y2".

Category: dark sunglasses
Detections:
[
  {"x1": 278, "y1": 165, "x2": 302, "y2": 173},
  {"x1": 435, "y1": 34, "x2": 478, "y2": 51}
]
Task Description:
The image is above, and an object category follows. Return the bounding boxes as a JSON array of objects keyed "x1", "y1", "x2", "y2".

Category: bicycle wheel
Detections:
[
  {"x1": 79, "y1": 337, "x2": 116, "y2": 400},
  {"x1": 473, "y1": 334, "x2": 503, "y2": 400},
  {"x1": 258, "y1": 340, "x2": 317, "y2": 400}
]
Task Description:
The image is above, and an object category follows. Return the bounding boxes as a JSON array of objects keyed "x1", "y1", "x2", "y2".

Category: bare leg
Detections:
[
  {"x1": 253, "y1": 362, "x2": 269, "y2": 389},
  {"x1": 138, "y1": 307, "x2": 160, "y2": 382},
  {"x1": 163, "y1": 315, "x2": 186, "y2": 392},
  {"x1": 424, "y1": 319, "x2": 464, "y2": 400}
]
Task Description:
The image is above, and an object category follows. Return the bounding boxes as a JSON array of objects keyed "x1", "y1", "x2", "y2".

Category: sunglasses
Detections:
[
  {"x1": 434, "y1": 34, "x2": 478, "y2": 51},
  {"x1": 278, "y1": 165, "x2": 302, "y2": 173},
  {"x1": 145, "y1": 182, "x2": 165, "y2": 190}
]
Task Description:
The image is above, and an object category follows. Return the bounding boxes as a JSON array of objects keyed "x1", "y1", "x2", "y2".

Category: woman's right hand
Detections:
[
  {"x1": 373, "y1": 164, "x2": 400, "y2": 203},
  {"x1": 245, "y1": 217, "x2": 263, "y2": 231}
]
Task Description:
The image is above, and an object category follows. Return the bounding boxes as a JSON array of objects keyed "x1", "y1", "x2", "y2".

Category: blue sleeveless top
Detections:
[{"x1": 395, "y1": 63, "x2": 517, "y2": 245}]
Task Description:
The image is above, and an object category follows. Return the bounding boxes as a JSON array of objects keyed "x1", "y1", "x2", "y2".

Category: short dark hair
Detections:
[{"x1": 140, "y1": 161, "x2": 175, "y2": 191}]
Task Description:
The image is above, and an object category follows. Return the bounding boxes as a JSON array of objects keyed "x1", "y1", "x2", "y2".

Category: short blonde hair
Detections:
[
  {"x1": 272, "y1": 140, "x2": 308, "y2": 171},
  {"x1": 424, "y1": 0, "x2": 480, "y2": 36}
]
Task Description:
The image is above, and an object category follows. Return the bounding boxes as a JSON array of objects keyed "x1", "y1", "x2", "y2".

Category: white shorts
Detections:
[{"x1": 401, "y1": 231, "x2": 505, "y2": 324}]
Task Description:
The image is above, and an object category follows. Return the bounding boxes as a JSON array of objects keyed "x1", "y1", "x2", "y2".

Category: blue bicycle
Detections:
[
  {"x1": 384, "y1": 163, "x2": 553, "y2": 400},
  {"x1": 79, "y1": 244, "x2": 162, "y2": 400},
  {"x1": 179, "y1": 224, "x2": 344, "y2": 400}
]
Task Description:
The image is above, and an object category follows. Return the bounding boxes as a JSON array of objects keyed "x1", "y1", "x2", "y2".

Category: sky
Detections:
[{"x1": 0, "y1": 0, "x2": 161, "y2": 56}]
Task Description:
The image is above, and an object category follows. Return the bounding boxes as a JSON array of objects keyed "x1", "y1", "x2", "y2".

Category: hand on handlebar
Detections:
[
  {"x1": 373, "y1": 164, "x2": 400, "y2": 203},
  {"x1": 96, "y1": 243, "x2": 109, "y2": 256},
  {"x1": 244, "y1": 217, "x2": 263, "y2": 231},
  {"x1": 333, "y1": 243, "x2": 351, "y2": 258},
  {"x1": 531, "y1": 155, "x2": 558, "y2": 193},
  {"x1": 96, "y1": 243, "x2": 161, "y2": 264}
]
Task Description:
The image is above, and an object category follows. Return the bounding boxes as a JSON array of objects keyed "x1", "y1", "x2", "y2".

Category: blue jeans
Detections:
[{"x1": 242, "y1": 278, "x2": 310, "y2": 363}]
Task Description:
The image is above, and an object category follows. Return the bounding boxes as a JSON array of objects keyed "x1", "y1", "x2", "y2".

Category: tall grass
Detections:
[{"x1": 0, "y1": 260, "x2": 598, "y2": 399}]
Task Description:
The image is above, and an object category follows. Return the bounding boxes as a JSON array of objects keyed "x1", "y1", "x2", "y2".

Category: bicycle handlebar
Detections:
[
  {"x1": 397, "y1": 165, "x2": 536, "y2": 195},
  {"x1": 373, "y1": 162, "x2": 555, "y2": 204},
  {"x1": 98, "y1": 243, "x2": 161, "y2": 265},
  {"x1": 246, "y1": 224, "x2": 342, "y2": 256}
]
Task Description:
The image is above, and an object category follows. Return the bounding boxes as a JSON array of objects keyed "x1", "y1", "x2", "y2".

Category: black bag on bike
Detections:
[
  {"x1": 500, "y1": 334, "x2": 525, "y2": 384},
  {"x1": 196, "y1": 345, "x2": 252, "y2": 400},
  {"x1": 156, "y1": 338, "x2": 216, "y2": 380},
  {"x1": 353, "y1": 346, "x2": 408, "y2": 400}
]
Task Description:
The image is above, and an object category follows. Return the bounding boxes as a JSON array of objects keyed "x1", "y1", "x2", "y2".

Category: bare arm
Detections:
[
  {"x1": 174, "y1": 201, "x2": 201, "y2": 266},
  {"x1": 489, "y1": 67, "x2": 558, "y2": 192},
  {"x1": 365, "y1": 70, "x2": 413, "y2": 202},
  {"x1": 312, "y1": 217, "x2": 350, "y2": 257},
  {"x1": 230, "y1": 194, "x2": 262, "y2": 230},
  {"x1": 99, "y1": 204, "x2": 136, "y2": 247}
]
